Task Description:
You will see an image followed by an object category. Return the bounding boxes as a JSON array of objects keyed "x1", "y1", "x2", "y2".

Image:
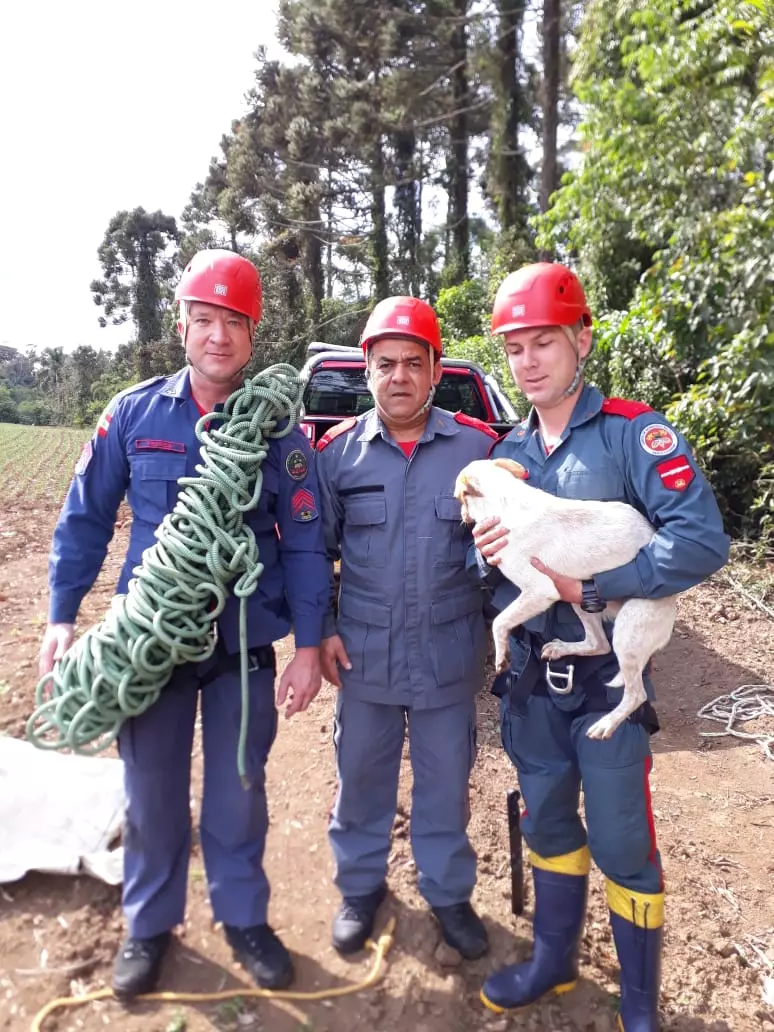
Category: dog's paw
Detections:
[
  {"x1": 586, "y1": 714, "x2": 620, "y2": 740},
  {"x1": 541, "y1": 640, "x2": 574, "y2": 662}
]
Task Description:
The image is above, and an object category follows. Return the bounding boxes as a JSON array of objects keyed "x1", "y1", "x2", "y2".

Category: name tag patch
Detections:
[{"x1": 135, "y1": 439, "x2": 186, "y2": 453}]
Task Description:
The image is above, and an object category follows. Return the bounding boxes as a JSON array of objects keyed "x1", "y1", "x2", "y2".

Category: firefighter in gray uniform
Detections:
[{"x1": 316, "y1": 296, "x2": 496, "y2": 959}]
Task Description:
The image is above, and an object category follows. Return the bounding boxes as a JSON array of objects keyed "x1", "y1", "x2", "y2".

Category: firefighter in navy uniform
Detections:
[
  {"x1": 38, "y1": 250, "x2": 329, "y2": 998},
  {"x1": 316, "y1": 297, "x2": 495, "y2": 960},
  {"x1": 471, "y1": 264, "x2": 729, "y2": 1030}
]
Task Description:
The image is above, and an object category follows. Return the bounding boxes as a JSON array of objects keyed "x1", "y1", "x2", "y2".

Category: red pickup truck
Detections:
[{"x1": 298, "y1": 343, "x2": 518, "y2": 446}]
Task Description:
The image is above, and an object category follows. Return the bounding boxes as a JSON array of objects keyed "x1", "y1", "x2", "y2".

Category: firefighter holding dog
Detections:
[
  {"x1": 38, "y1": 250, "x2": 329, "y2": 998},
  {"x1": 472, "y1": 263, "x2": 729, "y2": 1029}
]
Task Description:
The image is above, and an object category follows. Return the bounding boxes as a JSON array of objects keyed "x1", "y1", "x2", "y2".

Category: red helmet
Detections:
[
  {"x1": 360, "y1": 296, "x2": 442, "y2": 356},
  {"x1": 175, "y1": 249, "x2": 262, "y2": 323},
  {"x1": 491, "y1": 263, "x2": 591, "y2": 335}
]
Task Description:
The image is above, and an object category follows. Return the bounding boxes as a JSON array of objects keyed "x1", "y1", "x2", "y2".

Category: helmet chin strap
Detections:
[
  {"x1": 416, "y1": 348, "x2": 437, "y2": 417},
  {"x1": 561, "y1": 325, "x2": 587, "y2": 399}
]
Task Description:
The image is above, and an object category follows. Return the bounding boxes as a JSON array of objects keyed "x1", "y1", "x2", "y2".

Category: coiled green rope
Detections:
[{"x1": 26, "y1": 364, "x2": 304, "y2": 787}]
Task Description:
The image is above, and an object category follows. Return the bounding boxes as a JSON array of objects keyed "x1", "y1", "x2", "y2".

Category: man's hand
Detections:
[
  {"x1": 530, "y1": 557, "x2": 583, "y2": 605},
  {"x1": 473, "y1": 516, "x2": 509, "y2": 566},
  {"x1": 320, "y1": 634, "x2": 351, "y2": 689},
  {"x1": 38, "y1": 623, "x2": 75, "y2": 678},
  {"x1": 276, "y1": 646, "x2": 322, "y2": 719}
]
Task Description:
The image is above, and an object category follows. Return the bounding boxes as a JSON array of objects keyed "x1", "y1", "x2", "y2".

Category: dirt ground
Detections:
[{"x1": 1, "y1": 503, "x2": 773, "y2": 1032}]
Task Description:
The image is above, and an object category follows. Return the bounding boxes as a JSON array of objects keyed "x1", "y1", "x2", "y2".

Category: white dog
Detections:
[{"x1": 454, "y1": 458, "x2": 676, "y2": 740}]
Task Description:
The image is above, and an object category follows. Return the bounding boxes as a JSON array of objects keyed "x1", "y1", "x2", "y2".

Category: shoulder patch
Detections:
[
  {"x1": 285, "y1": 447, "x2": 309, "y2": 481},
  {"x1": 601, "y1": 397, "x2": 653, "y2": 420},
  {"x1": 96, "y1": 408, "x2": 113, "y2": 438},
  {"x1": 74, "y1": 440, "x2": 93, "y2": 475},
  {"x1": 291, "y1": 486, "x2": 319, "y2": 522},
  {"x1": 317, "y1": 417, "x2": 358, "y2": 452},
  {"x1": 656, "y1": 454, "x2": 695, "y2": 491},
  {"x1": 453, "y1": 412, "x2": 499, "y2": 439},
  {"x1": 640, "y1": 422, "x2": 678, "y2": 457}
]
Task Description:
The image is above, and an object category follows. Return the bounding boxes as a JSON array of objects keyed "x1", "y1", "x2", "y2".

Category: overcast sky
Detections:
[{"x1": 0, "y1": 0, "x2": 281, "y2": 355}]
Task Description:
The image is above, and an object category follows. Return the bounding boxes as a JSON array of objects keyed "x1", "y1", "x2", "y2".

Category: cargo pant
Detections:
[
  {"x1": 329, "y1": 695, "x2": 479, "y2": 906},
  {"x1": 118, "y1": 646, "x2": 278, "y2": 938}
]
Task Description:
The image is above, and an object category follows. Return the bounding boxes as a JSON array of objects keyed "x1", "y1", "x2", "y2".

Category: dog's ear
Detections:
[
  {"x1": 492, "y1": 458, "x2": 528, "y2": 480},
  {"x1": 454, "y1": 473, "x2": 482, "y2": 500}
]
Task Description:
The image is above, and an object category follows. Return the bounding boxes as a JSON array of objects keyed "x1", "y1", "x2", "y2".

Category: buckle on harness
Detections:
[{"x1": 545, "y1": 660, "x2": 574, "y2": 696}]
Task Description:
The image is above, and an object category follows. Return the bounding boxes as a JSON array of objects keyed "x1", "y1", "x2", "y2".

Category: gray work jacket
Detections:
[{"x1": 317, "y1": 406, "x2": 494, "y2": 709}]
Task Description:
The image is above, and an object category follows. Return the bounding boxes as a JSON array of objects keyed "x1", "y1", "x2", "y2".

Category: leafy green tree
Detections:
[
  {"x1": 91, "y1": 207, "x2": 180, "y2": 344},
  {"x1": 0, "y1": 386, "x2": 18, "y2": 423},
  {"x1": 16, "y1": 398, "x2": 54, "y2": 425},
  {"x1": 538, "y1": 0, "x2": 774, "y2": 540}
]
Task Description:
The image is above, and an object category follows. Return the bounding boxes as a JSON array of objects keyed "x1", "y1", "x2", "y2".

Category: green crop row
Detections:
[{"x1": 0, "y1": 423, "x2": 91, "y2": 508}]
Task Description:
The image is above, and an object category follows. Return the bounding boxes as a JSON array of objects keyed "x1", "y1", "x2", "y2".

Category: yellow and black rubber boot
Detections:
[
  {"x1": 480, "y1": 847, "x2": 590, "y2": 1013},
  {"x1": 607, "y1": 881, "x2": 663, "y2": 1032}
]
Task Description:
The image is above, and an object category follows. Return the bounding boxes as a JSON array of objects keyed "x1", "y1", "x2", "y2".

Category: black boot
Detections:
[
  {"x1": 112, "y1": 931, "x2": 171, "y2": 999},
  {"x1": 431, "y1": 902, "x2": 489, "y2": 960},
  {"x1": 332, "y1": 885, "x2": 387, "y2": 955},
  {"x1": 224, "y1": 924, "x2": 294, "y2": 990}
]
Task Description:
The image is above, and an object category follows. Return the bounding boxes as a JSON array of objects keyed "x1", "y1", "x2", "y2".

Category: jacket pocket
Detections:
[
  {"x1": 343, "y1": 496, "x2": 387, "y2": 567},
  {"x1": 433, "y1": 494, "x2": 468, "y2": 566},
  {"x1": 556, "y1": 467, "x2": 625, "y2": 502},
  {"x1": 338, "y1": 592, "x2": 391, "y2": 684},
  {"x1": 128, "y1": 453, "x2": 187, "y2": 527},
  {"x1": 430, "y1": 591, "x2": 487, "y2": 686}
]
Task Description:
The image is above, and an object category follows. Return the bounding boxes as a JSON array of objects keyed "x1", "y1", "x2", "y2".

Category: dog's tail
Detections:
[{"x1": 606, "y1": 672, "x2": 624, "y2": 689}]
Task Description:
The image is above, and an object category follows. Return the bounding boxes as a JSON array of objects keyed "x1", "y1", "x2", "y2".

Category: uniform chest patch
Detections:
[
  {"x1": 285, "y1": 448, "x2": 308, "y2": 481},
  {"x1": 656, "y1": 455, "x2": 695, "y2": 491},
  {"x1": 291, "y1": 487, "x2": 318, "y2": 522},
  {"x1": 135, "y1": 439, "x2": 186, "y2": 453},
  {"x1": 639, "y1": 422, "x2": 678, "y2": 457}
]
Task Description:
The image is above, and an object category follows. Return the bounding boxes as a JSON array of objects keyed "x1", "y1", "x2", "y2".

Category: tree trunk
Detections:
[
  {"x1": 494, "y1": 0, "x2": 529, "y2": 235},
  {"x1": 540, "y1": 0, "x2": 561, "y2": 216},
  {"x1": 371, "y1": 137, "x2": 390, "y2": 301},
  {"x1": 394, "y1": 129, "x2": 420, "y2": 295},
  {"x1": 134, "y1": 235, "x2": 163, "y2": 345},
  {"x1": 303, "y1": 208, "x2": 324, "y2": 326},
  {"x1": 446, "y1": 0, "x2": 470, "y2": 285},
  {"x1": 326, "y1": 166, "x2": 334, "y2": 299}
]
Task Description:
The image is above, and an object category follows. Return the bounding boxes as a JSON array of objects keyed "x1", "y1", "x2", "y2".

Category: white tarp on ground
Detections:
[{"x1": 0, "y1": 736, "x2": 125, "y2": 886}]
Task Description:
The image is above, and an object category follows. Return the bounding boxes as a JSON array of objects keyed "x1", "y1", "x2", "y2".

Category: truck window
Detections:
[
  {"x1": 433, "y1": 374, "x2": 488, "y2": 420},
  {"x1": 304, "y1": 366, "x2": 489, "y2": 420},
  {"x1": 304, "y1": 369, "x2": 374, "y2": 416}
]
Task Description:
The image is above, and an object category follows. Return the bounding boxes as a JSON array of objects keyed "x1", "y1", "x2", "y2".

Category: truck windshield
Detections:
[{"x1": 304, "y1": 367, "x2": 489, "y2": 420}]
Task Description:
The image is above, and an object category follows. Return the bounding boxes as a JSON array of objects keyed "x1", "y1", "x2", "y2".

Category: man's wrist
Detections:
[{"x1": 580, "y1": 578, "x2": 605, "y2": 613}]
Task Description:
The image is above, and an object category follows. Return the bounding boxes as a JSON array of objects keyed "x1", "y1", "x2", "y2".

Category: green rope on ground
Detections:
[{"x1": 26, "y1": 364, "x2": 304, "y2": 786}]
